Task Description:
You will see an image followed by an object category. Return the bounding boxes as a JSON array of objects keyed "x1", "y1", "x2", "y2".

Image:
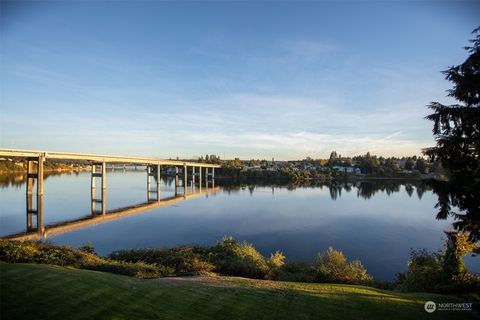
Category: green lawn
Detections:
[{"x1": 0, "y1": 262, "x2": 473, "y2": 320}]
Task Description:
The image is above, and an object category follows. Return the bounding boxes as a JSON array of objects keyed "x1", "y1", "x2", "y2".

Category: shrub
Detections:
[
  {"x1": 210, "y1": 236, "x2": 270, "y2": 279},
  {"x1": 266, "y1": 250, "x2": 285, "y2": 279},
  {"x1": 109, "y1": 246, "x2": 214, "y2": 276},
  {"x1": 1, "y1": 239, "x2": 375, "y2": 284},
  {"x1": 276, "y1": 261, "x2": 316, "y2": 282},
  {"x1": 0, "y1": 240, "x2": 85, "y2": 266},
  {"x1": 395, "y1": 249, "x2": 444, "y2": 292},
  {"x1": 314, "y1": 246, "x2": 371, "y2": 284},
  {"x1": 79, "y1": 242, "x2": 96, "y2": 254},
  {"x1": 395, "y1": 248, "x2": 480, "y2": 293},
  {"x1": 0, "y1": 240, "x2": 166, "y2": 279}
]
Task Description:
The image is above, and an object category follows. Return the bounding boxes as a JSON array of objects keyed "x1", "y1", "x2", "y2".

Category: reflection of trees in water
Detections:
[
  {"x1": 218, "y1": 179, "x2": 431, "y2": 201},
  {"x1": 329, "y1": 185, "x2": 342, "y2": 200},
  {"x1": 1, "y1": 172, "x2": 435, "y2": 204},
  {"x1": 353, "y1": 181, "x2": 426, "y2": 200},
  {"x1": 405, "y1": 184, "x2": 414, "y2": 197},
  {"x1": 428, "y1": 180, "x2": 480, "y2": 242},
  {"x1": 0, "y1": 171, "x2": 80, "y2": 189}
]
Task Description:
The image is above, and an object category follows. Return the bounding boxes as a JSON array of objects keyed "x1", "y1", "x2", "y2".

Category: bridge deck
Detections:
[{"x1": 0, "y1": 149, "x2": 221, "y2": 168}]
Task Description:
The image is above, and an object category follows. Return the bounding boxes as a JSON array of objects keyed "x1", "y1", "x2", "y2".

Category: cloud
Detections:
[{"x1": 1, "y1": 87, "x2": 435, "y2": 159}]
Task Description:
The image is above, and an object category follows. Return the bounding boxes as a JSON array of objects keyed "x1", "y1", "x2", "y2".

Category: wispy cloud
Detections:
[{"x1": 1, "y1": 90, "x2": 434, "y2": 159}]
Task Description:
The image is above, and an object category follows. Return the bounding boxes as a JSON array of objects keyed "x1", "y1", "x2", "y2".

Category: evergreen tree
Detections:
[{"x1": 425, "y1": 27, "x2": 480, "y2": 242}]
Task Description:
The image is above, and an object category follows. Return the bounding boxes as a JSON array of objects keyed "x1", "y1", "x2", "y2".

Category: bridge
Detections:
[{"x1": 0, "y1": 149, "x2": 221, "y2": 239}]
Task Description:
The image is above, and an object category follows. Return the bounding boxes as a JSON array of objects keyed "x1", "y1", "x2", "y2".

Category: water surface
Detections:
[{"x1": 1, "y1": 170, "x2": 477, "y2": 280}]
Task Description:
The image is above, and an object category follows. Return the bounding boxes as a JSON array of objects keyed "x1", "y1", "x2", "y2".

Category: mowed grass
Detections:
[{"x1": 0, "y1": 262, "x2": 473, "y2": 320}]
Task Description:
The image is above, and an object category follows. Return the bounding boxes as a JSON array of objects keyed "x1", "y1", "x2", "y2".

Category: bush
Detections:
[
  {"x1": 267, "y1": 250, "x2": 285, "y2": 279},
  {"x1": 79, "y1": 242, "x2": 96, "y2": 254},
  {"x1": 110, "y1": 238, "x2": 285, "y2": 279},
  {"x1": 395, "y1": 249, "x2": 444, "y2": 292},
  {"x1": 210, "y1": 236, "x2": 270, "y2": 279},
  {"x1": 0, "y1": 239, "x2": 373, "y2": 284},
  {"x1": 314, "y1": 246, "x2": 372, "y2": 284},
  {"x1": 110, "y1": 246, "x2": 214, "y2": 276},
  {"x1": 0, "y1": 240, "x2": 166, "y2": 279},
  {"x1": 395, "y1": 248, "x2": 480, "y2": 293},
  {"x1": 0, "y1": 240, "x2": 87, "y2": 266},
  {"x1": 276, "y1": 261, "x2": 316, "y2": 282}
]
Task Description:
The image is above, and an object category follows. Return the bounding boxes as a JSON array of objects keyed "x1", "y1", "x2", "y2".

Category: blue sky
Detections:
[{"x1": 1, "y1": 1, "x2": 478, "y2": 160}]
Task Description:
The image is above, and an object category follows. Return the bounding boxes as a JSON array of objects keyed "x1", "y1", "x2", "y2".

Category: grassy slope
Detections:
[{"x1": 0, "y1": 262, "x2": 472, "y2": 320}]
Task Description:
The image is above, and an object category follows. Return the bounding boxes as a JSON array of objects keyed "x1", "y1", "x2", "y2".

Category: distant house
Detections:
[{"x1": 332, "y1": 166, "x2": 361, "y2": 174}]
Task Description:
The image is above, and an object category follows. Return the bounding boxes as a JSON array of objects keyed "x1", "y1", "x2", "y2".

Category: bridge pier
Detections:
[
  {"x1": 102, "y1": 162, "x2": 106, "y2": 191},
  {"x1": 199, "y1": 167, "x2": 203, "y2": 191},
  {"x1": 37, "y1": 155, "x2": 44, "y2": 195},
  {"x1": 147, "y1": 164, "x2": 160, "y2": 202},
  {"x1": 91, "y1": 164, "x2": 96, "y2": 215},
  {"x1": 26, "y1": 160, "x2": 34, "y2": 195},
  {"x1": 175, "y1": 167, "x2": 179, "y2": 196},
  {"x1": 91, "y1": 163, "x2": 106, "y2": 215},
  {"x1": 25, "y1": 156, "x2": 44, "y2": 235},
  {"x1": 183, "y1": 164, "x2": 188, "y2": 197},
  {"x1": 147, "y1": 165, "x2": 151, "y2": 201},
  {"x1": 156, "y1": 164, "x2": 161, "y2": 202}
]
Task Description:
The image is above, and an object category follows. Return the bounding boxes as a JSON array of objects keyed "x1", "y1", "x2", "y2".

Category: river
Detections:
[{"x1": 0, "y1": 170, "x2": 478, "y2": 280}]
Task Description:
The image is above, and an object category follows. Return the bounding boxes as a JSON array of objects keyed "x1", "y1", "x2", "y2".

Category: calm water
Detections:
[{"x1": 1, "y1": 170, "x2": 478, "y2": 280}]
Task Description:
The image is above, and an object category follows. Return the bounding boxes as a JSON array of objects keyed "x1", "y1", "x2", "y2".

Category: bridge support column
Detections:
[
  {"x1": 37, "y1": 155, "x2": 44, "y2": 196},
  {"x1": 37, "y1": 194, "x2": 44, "y2": 236},
  {"x1": 101, "y1": 162, "x2": 106, "y2": 215},
  {"x1": 183, "y1": 165, "x2": 187, "y2": 197},
  {"x1": 101, "y1": 162, "x2": 107, "y2": 190},
  {"x1": 91, "y1": 163, "x2": 106, "y2": 215},
  {"x1": 91, "y1": 164, "x2": 96, "y2": 216},
  {"x1": 91, "y1": 165, "x2": 96, "y2": 189},
  {"x1": 199, "y1": 167, "x2": 202, "y2": 191},
  {"x1": 212, "y1": 167, "x2": 215, "y2": 179},
  {"x1": 25, "y1": 157, "x2": 44, "y2": 235},
  {"x1": 156, "y1": 164, "x2": 161, "y2": 202},
  {"x1": 101, "y1": 188, "x2": 106, "y2": 215},
  {"x1": 175, "y1": 167, "x2": 179, "y2": 196},
  {"x1": 26, "y1": 160, "x2": 34, "y2": 195},
  {"x1": 147, "y1": 165, "x2": 151, "y2": 201},
  {"x1": 26, "y1": 192, "x2": 33, "y2": 230}
]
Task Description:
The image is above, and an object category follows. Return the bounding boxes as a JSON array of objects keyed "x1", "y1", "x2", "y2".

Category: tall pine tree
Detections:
[{"x1": 425, "y1": 27, "x2": 480, "y2": 242}]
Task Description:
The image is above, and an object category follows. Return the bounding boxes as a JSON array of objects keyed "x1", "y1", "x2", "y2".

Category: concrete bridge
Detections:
[{"x1": 0, "y1": 149, "x2": 221, "y2": 239}]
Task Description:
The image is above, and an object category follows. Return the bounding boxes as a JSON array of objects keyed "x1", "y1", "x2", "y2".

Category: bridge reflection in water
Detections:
[
  {"x1": 9, "y1": 176, "x2": 217, "y2": 241},
  {"x1": 0, "y1": 149, "x2": 220, "y2": 241}
]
